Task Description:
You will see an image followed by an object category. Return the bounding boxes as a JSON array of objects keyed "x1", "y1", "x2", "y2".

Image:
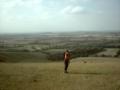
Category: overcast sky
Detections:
[{"x1": 0, "y1": 0, "x2": 120, "y2": 33}]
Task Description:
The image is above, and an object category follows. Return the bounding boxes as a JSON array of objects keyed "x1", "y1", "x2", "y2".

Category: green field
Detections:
[
  {"x1": 0, "y1": 52, "x2": 48, "y2": 62},
  {"x1": 0, "y1": 57, "x2": 120, "y2": 90}
]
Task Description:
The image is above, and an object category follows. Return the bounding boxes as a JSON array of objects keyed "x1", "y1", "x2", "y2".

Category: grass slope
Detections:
[{"x1": 0, "y1": 57, "x2": 120, "y2": 90}]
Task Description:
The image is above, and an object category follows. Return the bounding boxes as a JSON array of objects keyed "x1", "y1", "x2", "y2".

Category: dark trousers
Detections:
[{"x1": 64, "y1": 60, "x2": 69, "y2": 71}]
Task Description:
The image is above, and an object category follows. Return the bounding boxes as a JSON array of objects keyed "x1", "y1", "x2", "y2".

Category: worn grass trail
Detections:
[{"x1": 0, "y1": 57, "x2": 120, "y2": 90}]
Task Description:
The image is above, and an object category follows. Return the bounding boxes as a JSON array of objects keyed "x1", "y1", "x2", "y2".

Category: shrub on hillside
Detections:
[
  {"x1": 115, "y1": 49, "x2": 120, "y2": 57},
  {"x1": 47, "y1": 47, "x2": 105, "y2": 61},
  {"x1": 71, "y1": 47, "x2": 105, "y2": 58},
  {"x1": 47, "y1": 52, "x2": 64, "y2": 61}
]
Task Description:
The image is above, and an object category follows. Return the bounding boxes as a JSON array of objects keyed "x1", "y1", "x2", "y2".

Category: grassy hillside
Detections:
[{"x1": 0, "y1": 57, "x2": 120, "y2": 90}]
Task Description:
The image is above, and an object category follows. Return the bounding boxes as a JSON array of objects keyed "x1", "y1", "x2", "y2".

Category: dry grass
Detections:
[{"x1": 0, "y1": 57, "x2": 120, "y2": 90}]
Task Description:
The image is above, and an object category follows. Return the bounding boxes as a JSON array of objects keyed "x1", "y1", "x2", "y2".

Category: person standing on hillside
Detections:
[{"x1": 64, "y1": 50, "x2": 71, "y2": 73}]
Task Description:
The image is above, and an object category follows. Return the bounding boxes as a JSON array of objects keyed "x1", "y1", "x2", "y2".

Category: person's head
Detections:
[{"x1": 66, "y1": 50, "x2": 69, "y2": 52}]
